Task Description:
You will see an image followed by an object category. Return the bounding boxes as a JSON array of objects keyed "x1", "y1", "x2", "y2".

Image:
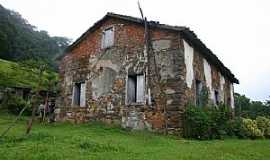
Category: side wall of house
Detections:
[{"x1": 182, "y1": 39, "x2": 235, "y2": 108}]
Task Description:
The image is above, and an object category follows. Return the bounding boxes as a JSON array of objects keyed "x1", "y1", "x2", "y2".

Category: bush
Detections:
[
  {"x1": 184, "y1": 103, "x2": 270, "y2": 140},
  {"x1": 183, "y1": 105, "x2": 231, "y2": 140},
  {"x1": 184, "y1": 106, "x2": 211, "y2": 140},
  {"x1": 226, "y1": 117, "x2": 246, "y2": 138},
  {"x1": 265, "y1": 126, "x2": 270, "y2": 138},
  {"x1": 256, "y1": 116, "x2": 270, "y2": 138},
  {"x1": 0, "y1": 92, "x2": 31, "y2": 115},
  {"x1": 241, "y1": 118, "x2": 263, "y2": 139},
  {"x1": 209, "y1": 105, "x2": 231, "y2": 139}
]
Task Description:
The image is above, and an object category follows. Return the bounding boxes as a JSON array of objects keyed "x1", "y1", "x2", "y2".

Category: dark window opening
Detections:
[
  {"x1": 127, "y1": 74, "x2": 144, "y2": 103},
  {"x1": 214, "y1": 90, "x2": 220, "y2": 105},
  {"x1": 227, "y1": 97, "x2": 231, "y2": 106},
  {"x1": 72, "y1": 82, "x2": 86, "y2": 107},
  {"x1": 195, "y1": 80, "x2": 202, "y2": 106},
  {"x1": 22, "y1": 89, "x2": 31, "y2": 100}
]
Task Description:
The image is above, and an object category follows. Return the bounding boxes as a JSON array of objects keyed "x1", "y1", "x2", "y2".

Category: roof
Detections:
[{"x1": 64, "y1": 12, "x2": 239, "y2": 84}]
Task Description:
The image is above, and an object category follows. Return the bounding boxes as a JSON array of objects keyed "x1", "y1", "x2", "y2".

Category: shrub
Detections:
[
  {"x1": 184, "y1": 106, "x2": 211, "y2": 140},
  {"x1": 0, "y1": 92, "x2": 31, "y2": 115},
  {"x1": 184, "y1": 103, "x2": 269, "y2": 140},
  {"x1": 184, "y1": 105, "x2": 231, "y2": 140},
  {"x1": 241, "y1": 118, "x2": 263, "y2": 139},
  {"x1": 256, "y1": 116, "x2": 270, "y2": 138},
  {"x1": 265, "y1": 126, "x2": 270, "y2": 138},
  {"x1": 209, "y1": 105, "x2": 231, "y2": 139},
  {"x1": 226, "y1": 117, "x2": 246, "y2": 138}
]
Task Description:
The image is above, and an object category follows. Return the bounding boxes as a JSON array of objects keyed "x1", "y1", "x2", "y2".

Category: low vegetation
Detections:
[
  {"x1": 184, "y1": 105, "x2": 270, "y2": 140},
  {"x1": 0, "y1": 114, "x2": 269, "y2": 160},
  {"x1": 0, "y1": 58, "x2": 58, "y2": 89}
]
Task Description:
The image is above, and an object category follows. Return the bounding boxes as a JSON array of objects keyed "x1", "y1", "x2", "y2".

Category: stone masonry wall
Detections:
[{"x1": 58, "y1": 17, "x2": 235, "y2": 135}]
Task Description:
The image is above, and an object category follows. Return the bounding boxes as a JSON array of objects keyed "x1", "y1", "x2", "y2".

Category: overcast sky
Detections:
[{"x1": 1, "y1": 0, "x2": 269, "y2": 101}]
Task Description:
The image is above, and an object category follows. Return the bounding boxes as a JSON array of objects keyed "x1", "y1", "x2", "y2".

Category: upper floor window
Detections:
[{"x1": 101, "y1": 27, "x2": 114, "y2": 49}]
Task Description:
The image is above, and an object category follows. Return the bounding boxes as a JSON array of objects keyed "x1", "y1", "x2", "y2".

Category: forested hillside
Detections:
[{"x1": 0, "y1": 4, "x2": 70, "y2": 68}]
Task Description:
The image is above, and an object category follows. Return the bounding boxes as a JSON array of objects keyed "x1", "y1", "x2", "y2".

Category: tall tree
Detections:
[{"x1": 234, "y1": 93, "x2": 270, "y2": 118}]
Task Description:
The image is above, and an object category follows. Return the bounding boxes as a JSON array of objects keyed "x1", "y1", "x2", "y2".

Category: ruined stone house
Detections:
[{"x1": 58, "y1": 13, "x2": 239, "y2": 134}]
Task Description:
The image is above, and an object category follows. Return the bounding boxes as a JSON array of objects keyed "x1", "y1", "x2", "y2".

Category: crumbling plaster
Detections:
[
  {"x1": 203, "y1": 59, "x2": 214, "y2": 101},
  {"x1": 230, "y1": 83, "x2": 235, "y2": 108},
  {"x1": 183, "y1": 40, "x2": 194, "y2": 89},
  {"x1": 219, "y1": 73, "x2": 225, "y2": 103}
]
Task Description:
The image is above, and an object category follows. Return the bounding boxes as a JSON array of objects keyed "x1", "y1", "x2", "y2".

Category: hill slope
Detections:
[
  {"x1": 0, "y1": 4, "x2": 70, "y2": 67},
  {"x1": 0, "y1": 58, "x2": 57, "y2": 89}
]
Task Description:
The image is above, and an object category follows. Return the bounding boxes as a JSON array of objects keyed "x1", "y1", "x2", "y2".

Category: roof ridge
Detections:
[
  {"x1": 106, "y1": 12, "x2": 188, "y2": 31},
  {"x1": 63, "y1": 12, "x2": 238, "y2": 83}
]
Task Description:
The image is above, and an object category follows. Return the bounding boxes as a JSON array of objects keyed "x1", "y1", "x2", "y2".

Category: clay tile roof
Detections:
[{"x1": 64, "y1": 12, "x2": 239, "y2": 84}]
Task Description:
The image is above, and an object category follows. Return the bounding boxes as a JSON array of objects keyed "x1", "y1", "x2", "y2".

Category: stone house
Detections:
[{"x1": 58, "y1": 13, "x2": 239, "y2": 134}]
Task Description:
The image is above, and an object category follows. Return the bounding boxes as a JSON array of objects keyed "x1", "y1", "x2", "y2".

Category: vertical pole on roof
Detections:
[
  {"x1": 138, "y1": 1, "x2": 148, "y2": 58},
  {"x1": 137, "y1": 1, "x2": 168, "y2": 135}
]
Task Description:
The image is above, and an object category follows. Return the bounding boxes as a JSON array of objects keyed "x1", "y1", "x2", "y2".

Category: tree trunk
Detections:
[
  {"x1": 25, "y1": 100, "x2": 38, "y2": 134},
  {"x1": 0, "y1": 105, "x2": 28, "y2": 138},
  {"x1": 25, "y1": 65, "x2": 45, "y2": 135},
  {"x1": 43, "y1": 92, "x2": 49, "y2": 122}
]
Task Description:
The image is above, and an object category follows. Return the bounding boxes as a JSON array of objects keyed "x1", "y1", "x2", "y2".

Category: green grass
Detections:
[
  {"x1": 0, "y1": 58, "x2": 57, "y2": 89},
  {"x1": 0, "y1": 114, "x2": 269, "y2": 160}
]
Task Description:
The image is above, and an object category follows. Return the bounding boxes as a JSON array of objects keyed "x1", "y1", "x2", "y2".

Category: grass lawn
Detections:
[{"x1": 0, "y1": 114, "x2": 269, "y2": 160}]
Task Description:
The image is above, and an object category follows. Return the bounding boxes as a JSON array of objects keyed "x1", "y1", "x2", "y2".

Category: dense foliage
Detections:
[
  {"x1": 0, "y1": 4, "x2": 71, "y2": 68},
  {"x1": 184, "y1": 104, "x2": 270, "y2": 140},
  {"x1": 183, "y1": 105, "x2": 231, "y2": 140},
  {"x1": 234, "y1": 93, "x2": 270, "y2": 118},
  {"x1": 256, "y1": 116, "x2": 270, "y2": 138},
  {"x1": 0, "y1": 91, "x2": 31, "y2": 115}
]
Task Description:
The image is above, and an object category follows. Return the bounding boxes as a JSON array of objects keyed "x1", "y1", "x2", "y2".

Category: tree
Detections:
[
  {"x1": 234, "y1": 93, "x2": 251, "y2": 117},
  {"x1": 234, "y1": 93, "x2": 270, "y2": 118},
  {"x1": 0, "y1": 4, "x2": 71, "y2": 69}
]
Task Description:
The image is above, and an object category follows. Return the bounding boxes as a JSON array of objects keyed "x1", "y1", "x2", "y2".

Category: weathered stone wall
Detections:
[
  {"x1": 58, "y1": 17, "x2": 235, "y2": 135},
  {"x1": 183, "y1": 39, "x2": 235, "y2": 107}
]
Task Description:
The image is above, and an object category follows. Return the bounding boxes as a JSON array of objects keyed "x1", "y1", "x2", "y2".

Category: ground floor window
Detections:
[
  {"x1": 214, "y1": 90, "x2": 220, "y2": 105},
  {"x1": 72, "y1": 82, "x2": 86, "y2": 107},
  {"x1": 195, "y1": 80, "x2": 202, "y2": 106},
  {"x1": 127, "y1": 74, "x2": 144, "y2": 103}
]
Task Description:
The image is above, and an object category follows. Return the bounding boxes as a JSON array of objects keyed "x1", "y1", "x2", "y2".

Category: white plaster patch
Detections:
[
  {"x1": 66, "y1": 112, "x2": 72, "y2": 117},
  {"x1": 230, "y1": 83, "x2": 235, "y2": 108},
  {"x1": 96, "y1": 60, "x2": 120, "y2": 72},
  {"x1": 219, "y1": 73, "x2": 225, "y2": 103},
  {"x1": 166, "y1": 99, "x2": 173, "y2": 105},
  {"x1": 183, "y1": 40, "x2": 194, "y2": 88},
  {"x1": 54, "y1": 108, "x2": 61, "y2": 114},
  {"x1": 152, "y1": 39, "x2": 171, "y2": 51},
  {"x1": 203, "y1": 59, "x2": 214, "y2": 100},
  {"x1": 165, "y1": 88, "x2": 176, "y2": 94}
]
